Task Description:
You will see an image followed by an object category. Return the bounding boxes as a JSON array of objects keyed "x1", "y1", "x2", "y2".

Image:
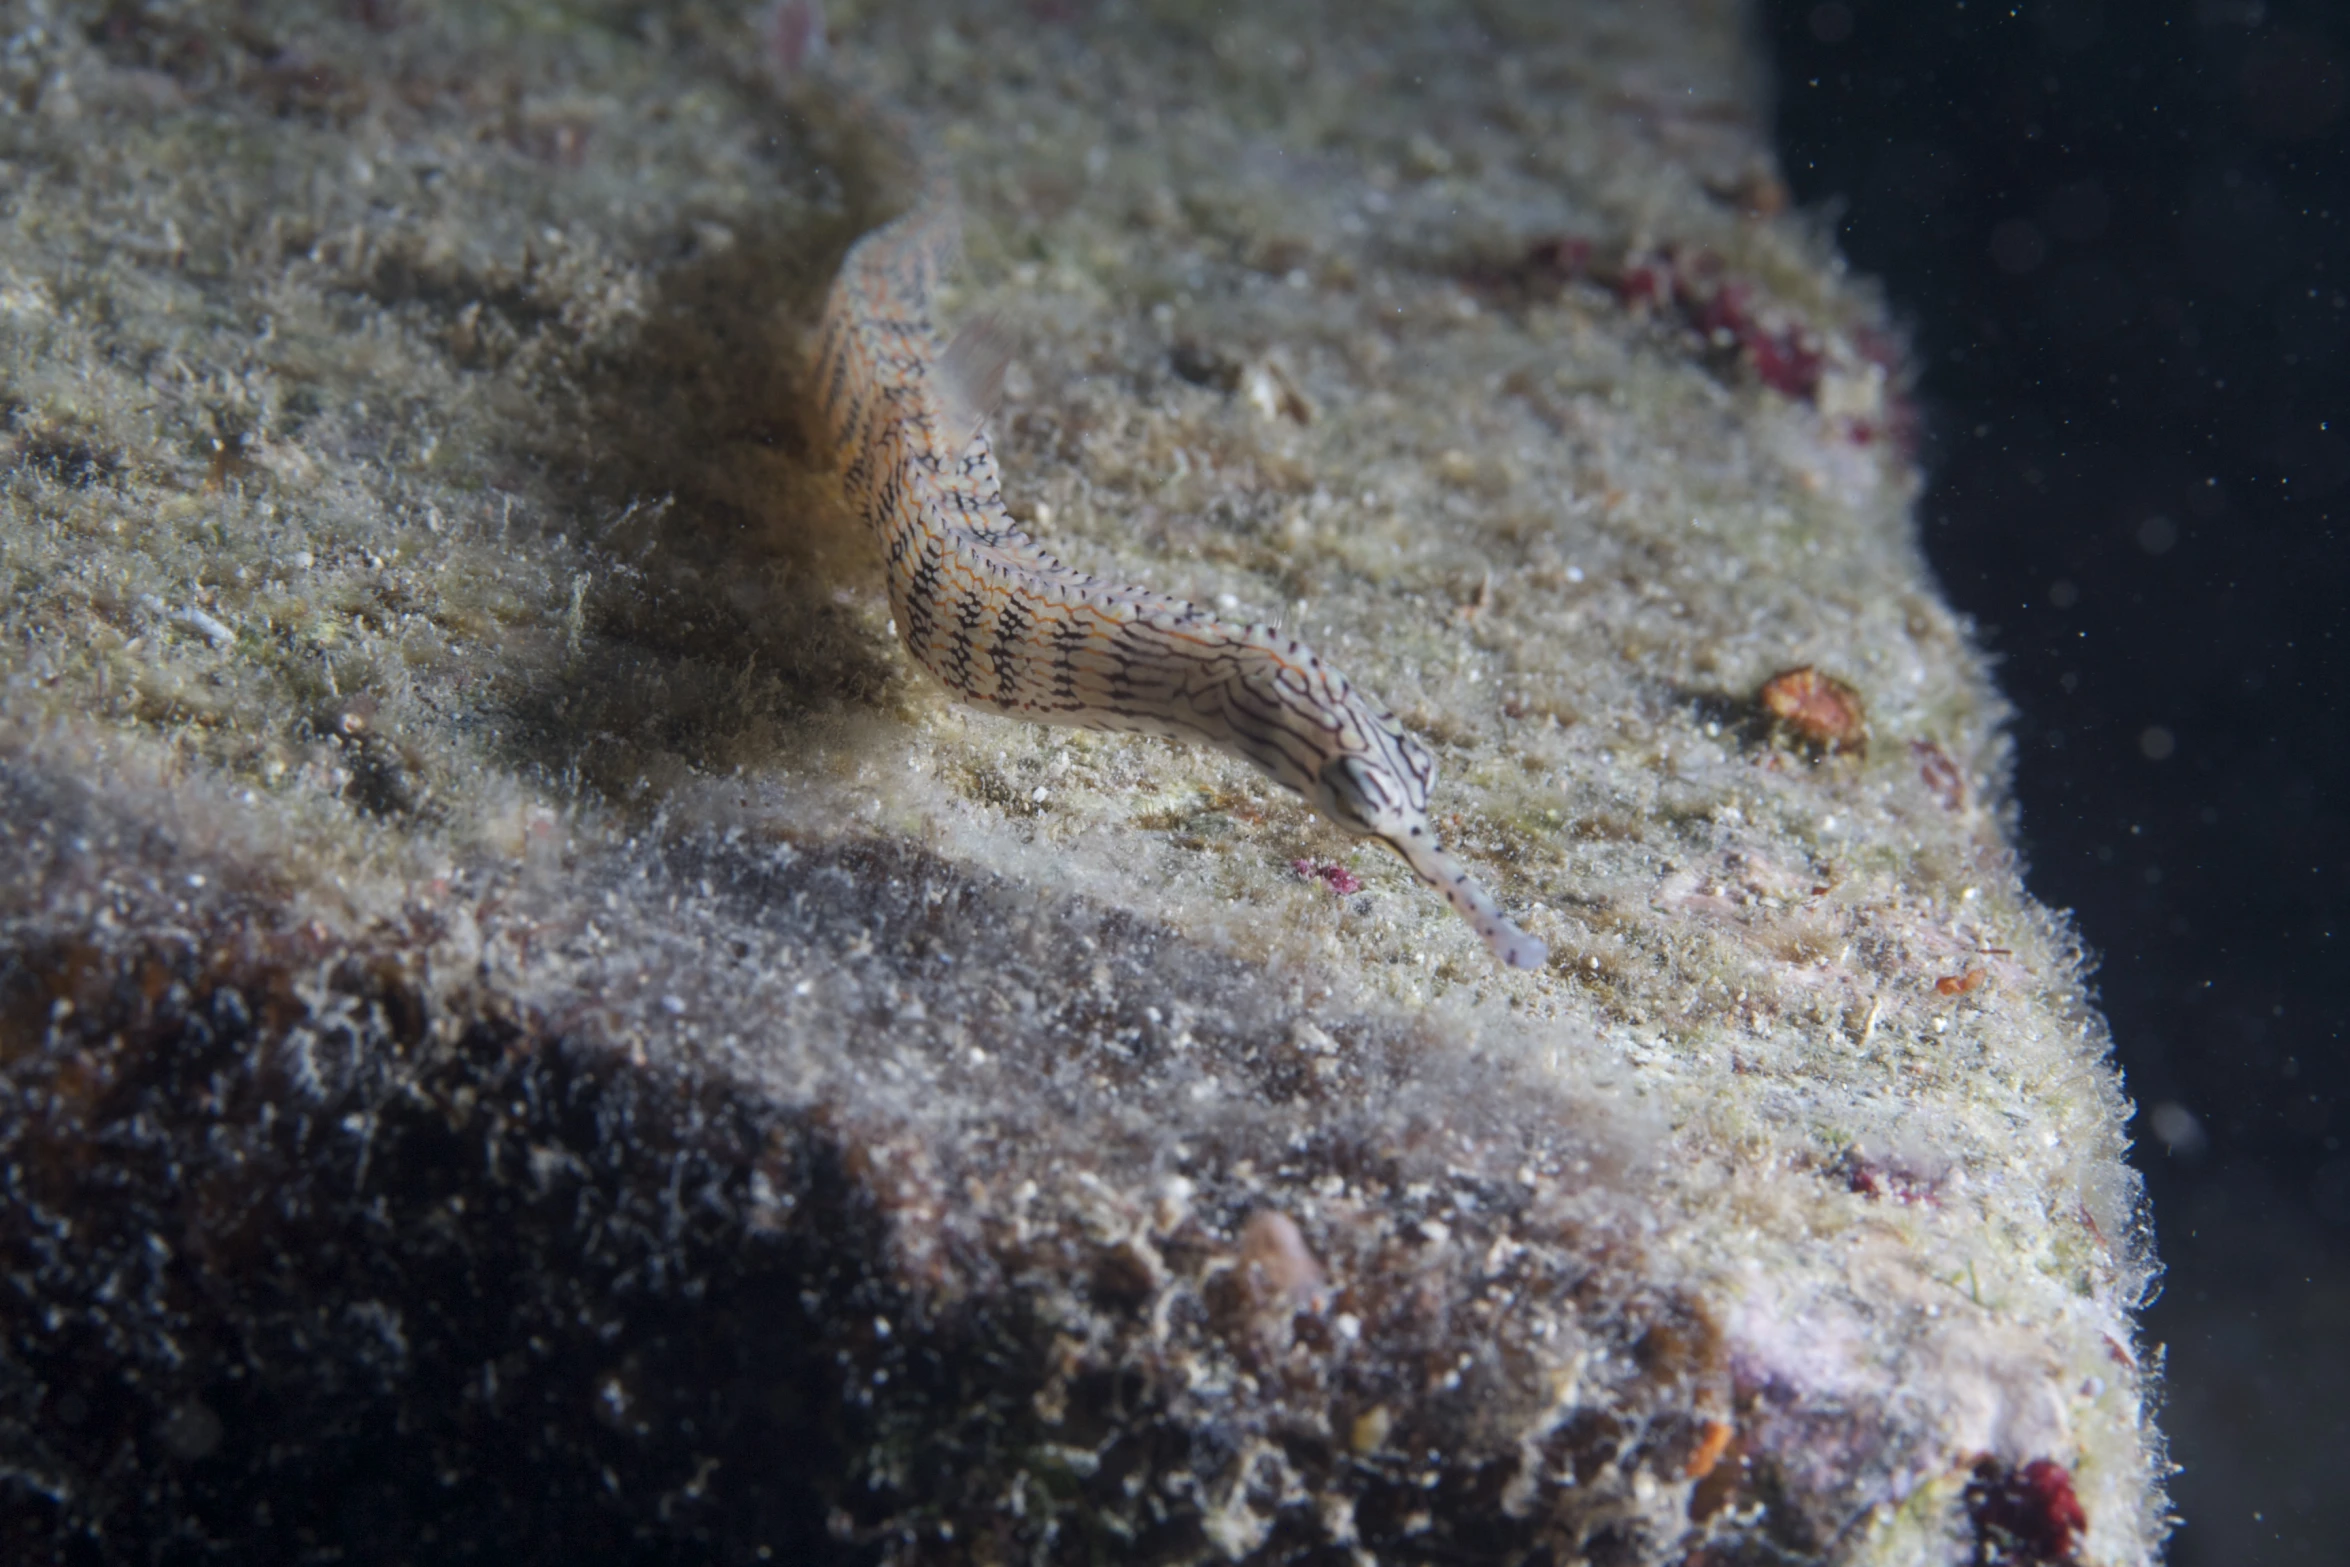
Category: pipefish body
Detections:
[{"x1": 801, "y1": 50, "x2": 1546, "y2": 972}]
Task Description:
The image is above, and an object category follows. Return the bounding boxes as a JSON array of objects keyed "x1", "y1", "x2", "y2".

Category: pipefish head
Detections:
[
  {"x1": 1309, "y1": 702, "x2": 1431, "y2": 828},
  {"x1": 1314, "y1": 732, "x2": 1549, "y2": 973}
]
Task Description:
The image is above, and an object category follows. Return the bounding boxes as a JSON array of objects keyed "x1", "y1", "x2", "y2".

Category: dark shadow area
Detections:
[
  {"x1": 0, "y1": 748, "x2": 1727, "y2": 1567},
  {"x1": 1764, "y1": 3, "x2": 2349, "y2": 1561},
  {"x1": 468, "y1": 81, "x2": 930, "y2": 816},
  {"x1": 0, "y1": 787, "x2": 880, "y2": 1566},
  {"x1": 501, "y1": 194, "x2": 912, "y2": 807}
]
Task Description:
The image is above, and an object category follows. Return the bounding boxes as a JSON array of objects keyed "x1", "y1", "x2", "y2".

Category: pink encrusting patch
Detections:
[
  {"x1": 1488, "y1": 236, "x2": 1915, "y2": 451},
  {"x1": 1291, "y1": 858, "x2": 1363, "y2": 896},
  {"x1": 1966, "y1": 1456, "x2": 2089, "y2": 1564}
]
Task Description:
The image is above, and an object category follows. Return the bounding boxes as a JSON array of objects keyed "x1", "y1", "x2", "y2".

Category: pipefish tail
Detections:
[{"x1": 786, "y1": 5, "x2": 1546, "y2": 972}]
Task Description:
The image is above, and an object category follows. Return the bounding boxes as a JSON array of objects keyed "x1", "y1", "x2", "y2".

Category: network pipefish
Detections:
[{"x1": 789, "y1": 6, "x2": 1545, "y2": 971}]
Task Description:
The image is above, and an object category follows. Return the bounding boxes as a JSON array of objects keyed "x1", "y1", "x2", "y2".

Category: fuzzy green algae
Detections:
[{"x1": 0, "y1": 0, "x2": 2162, "y2": 1562}]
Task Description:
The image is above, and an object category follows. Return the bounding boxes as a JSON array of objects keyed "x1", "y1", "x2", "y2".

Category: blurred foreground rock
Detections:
[{"x1": 0, "y1": 0, "x2": 2161, "y2": 1561}]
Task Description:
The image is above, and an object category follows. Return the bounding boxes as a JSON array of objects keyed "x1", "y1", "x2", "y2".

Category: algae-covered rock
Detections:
[{"x1": 0, "y1": 0, "x2": 2162, "y2": 1561}]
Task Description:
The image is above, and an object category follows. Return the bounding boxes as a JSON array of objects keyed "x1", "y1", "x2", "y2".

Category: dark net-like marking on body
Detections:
[{"x1": 810, "y1": 151, "x2": 1546, "y2": 972}]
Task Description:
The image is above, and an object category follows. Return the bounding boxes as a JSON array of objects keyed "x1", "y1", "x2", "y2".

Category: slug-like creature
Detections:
[{"x1": 799, "y1": 34, "x2": 1545, "y2": 971}]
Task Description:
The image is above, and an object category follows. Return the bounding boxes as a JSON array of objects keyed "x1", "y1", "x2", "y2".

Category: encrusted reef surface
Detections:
[{"x1": 0, "y1": 0, "x2": 2162, "y2": 1562}]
